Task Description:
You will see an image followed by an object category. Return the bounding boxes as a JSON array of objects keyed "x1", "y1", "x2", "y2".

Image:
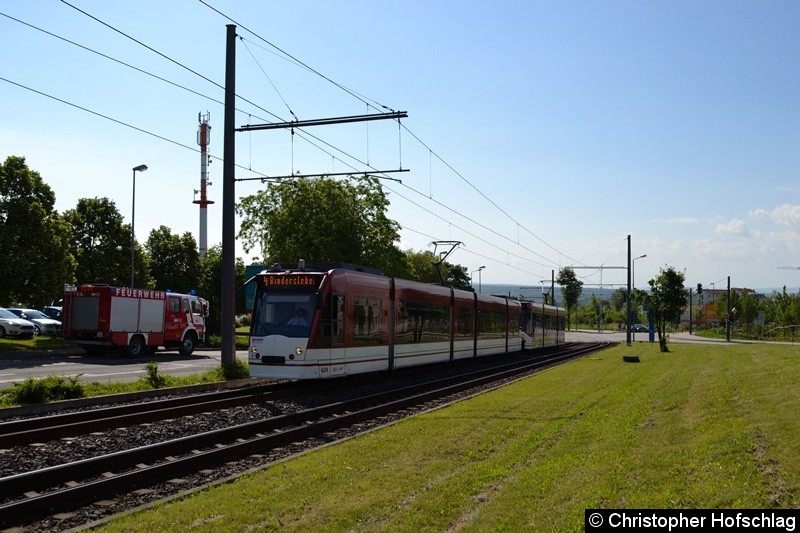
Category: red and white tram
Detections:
[{"x1": 247, "y1": 263, "x2": 565, "y2": 379}]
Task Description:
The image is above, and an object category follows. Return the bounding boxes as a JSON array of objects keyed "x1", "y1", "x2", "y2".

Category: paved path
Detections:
[{"x1": 567, "y1": 329, "x2": 798, "y2": 345}]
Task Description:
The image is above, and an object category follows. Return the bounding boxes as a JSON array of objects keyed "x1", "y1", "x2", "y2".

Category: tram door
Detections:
[{"x1": 318, "y1": 294, "x2": 345, "y2": 377}]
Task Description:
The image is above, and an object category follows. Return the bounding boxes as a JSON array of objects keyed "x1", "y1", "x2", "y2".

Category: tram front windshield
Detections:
[{"x1": 252, "y1": 292, "x2": 316, "y2": 338}]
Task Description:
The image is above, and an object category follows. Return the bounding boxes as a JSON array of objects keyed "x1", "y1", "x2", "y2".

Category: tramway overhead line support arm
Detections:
[{"x1": 221, "y1": 24, "x2": 409, "y2": 366}]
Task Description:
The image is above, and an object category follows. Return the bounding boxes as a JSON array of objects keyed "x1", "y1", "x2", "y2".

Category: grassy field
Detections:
[{"x1": 98, "y1": 342, "x2": 800, "y2": 532}]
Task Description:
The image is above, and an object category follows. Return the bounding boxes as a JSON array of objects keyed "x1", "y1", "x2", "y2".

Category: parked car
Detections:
[
  {"x1": 7, "y1": 308, "x2": 61, "y2": 336},
  {"x1": 632, "y1": 323, "x2": 649, "y2": 333},
  {"x1": 0, "y1": 307, "x2": 36, "y2": 338},
  {"x1": 41, "y1": 306, "x2": 62, "y2": 320}
]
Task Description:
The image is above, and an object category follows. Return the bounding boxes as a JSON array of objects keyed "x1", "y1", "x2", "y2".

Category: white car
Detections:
[
  {"x1": 0, "y1": 307, "x2": 36, "y2": 338},
  {"x1": 6, "y1": 308, "x2": 61, "y2": 336}
]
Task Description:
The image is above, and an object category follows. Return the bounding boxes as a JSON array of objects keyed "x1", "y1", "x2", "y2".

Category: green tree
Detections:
[
  {"x1": 737, "y1": 291, "x2": 760, "y2": 333},
  {"x1": 403, "y1": 249, "x2": 472, "y2": 290},
  {"x1": 713, "y1": 289, "x2": 760, "y2": 333},
  {"x1": 631, "y1": 287, "x2": 648, "y2": 324},
  {"x1": 556, "y1": 267, "x2": 583, "y2": 331},
  {"x1": 145, "y1": 226, "x2": 201, "y2": 293},
  {"x1": 237, "y1": 175, "x2": 405, "y2": 275},
  {"x1": 0, "y1": 156, "x2": 75, "y2": 306},
  {"x1": 197, "y1": 245, "x2": 245, "y2": 337},
  {"x1": 642, "y1": 266, "x2": 686, "y2": 352},
  {"x1": 763, "y1": 288, "x2": 800, "y2": 338},
  {"x1": 63, "y1": 197, "x2": 149, "y2": 287},
  {"x1": 403, "y1": 249, "x2": 435, "y2": 282},
  {"x1": 713, "y1": 290, "x2": 741, "y2": 329},
  {"x1": 610, "y1": 287, "x2": 628, "y2": 311},
  {"x1": 447, "y1": 264, "x2": 472, "y2": 290}
]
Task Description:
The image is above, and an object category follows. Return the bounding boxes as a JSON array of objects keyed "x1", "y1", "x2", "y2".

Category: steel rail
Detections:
[
  {"x1": 0, "y1": 361, "x2": 448, "y2": 447},
  {"x1": 0, "y1": 343, "x2": 609, "y2": 529}
]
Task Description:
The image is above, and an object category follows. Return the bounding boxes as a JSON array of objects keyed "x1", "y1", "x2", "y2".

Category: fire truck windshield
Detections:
[{"x1": 252, "y1": 292, "x2": 315, "y2": 338}]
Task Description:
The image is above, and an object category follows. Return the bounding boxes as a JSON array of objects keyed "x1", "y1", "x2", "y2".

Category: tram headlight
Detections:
[
  {"x1": 289, "y1": 346, "x2": 303, "y2": 360},
  {"x1": 250, "y1": 346, "x2": 260, "y2": 360}
]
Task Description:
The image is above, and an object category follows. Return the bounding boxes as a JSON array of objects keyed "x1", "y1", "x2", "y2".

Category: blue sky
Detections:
[{"x1": 2, "y1": 1, "x2": 799, "y2": 292}]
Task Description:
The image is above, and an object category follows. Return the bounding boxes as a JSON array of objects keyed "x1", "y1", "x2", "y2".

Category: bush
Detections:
[
  {"x1": 142, "y1": 361, "x2": 167, "y2": 389},
  {"x1": 204, "y1": 334, "x2": 250, "y2": 350},
  {"x1": 222, "y1": 358, "x2": 249, "y2": 380},
  {"x1": 2, "y1": 375, "x2": 85, "y2": 405}
]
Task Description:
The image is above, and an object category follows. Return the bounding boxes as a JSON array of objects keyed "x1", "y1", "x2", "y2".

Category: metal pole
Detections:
[
  {"x1": 726, "y1": 276, "x2": 731, "y2": 342},
  {"x1": 631, "y1": 252, "x2": 636, "y2": 342},
  {"x1": 626, "y1": 235, "x2": 631, "y2": 346},
  {"x1": 131, "y1": 168, "x2": 135, "y2": 288},
  {"x1": 221, "y1": 24, "x2": 237, "y2": 366},
  {"x1": 689, "y1": 288, "x2": 693, "y2": 335},
  {"x1": 131, "y1": 164, "x2": 147, "y2": 287}
]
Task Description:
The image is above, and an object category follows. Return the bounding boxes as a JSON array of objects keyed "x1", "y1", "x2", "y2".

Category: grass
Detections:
[
  {"x1": 0, "y1": 336, "x2": 69, "y2": 351},
  {"x1": 0, "y1": 327, "x2": 251, "y2": 352},
  {"x1": 96, "y1": 342, "x2": 800, "y2": 532}
]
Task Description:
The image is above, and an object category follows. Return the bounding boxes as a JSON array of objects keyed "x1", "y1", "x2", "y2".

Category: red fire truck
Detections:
[{"x1": 62, "y1": 285, "x2": 209, "y2": 357}]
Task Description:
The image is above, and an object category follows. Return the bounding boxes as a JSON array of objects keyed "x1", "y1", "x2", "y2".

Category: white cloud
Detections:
[
  {"x1": 649, "y1": 217, "x2": 699, "y2": 224},
  {"x1": 770, "y1": 205, "x2": 800, "y2": 227},
  {"x1": 749, "y1": 204, "x2": 800, "y2": 227},
  {"x1": 716, "y1": 218, "x2": 748, "y2": 236}
]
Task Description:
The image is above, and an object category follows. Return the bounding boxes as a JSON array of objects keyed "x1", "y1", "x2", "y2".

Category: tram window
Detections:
[
  {"x1": 317, "y1": 294, "x2": 344, "y2": 347},
  {"x1": 455, "y1": 306, "x2": 473, "y2": 339},
  {"x1": 395, "y1": 300, "x2": 449, "y2": 344},
  {"x1": 478, "y1": 309, "x2": 505, "y2": 338},
  {"x1": 251, "y1": 293, "x2": 316, "y2": 338},
  {"x1": 353, "y1": 297, "x2": 383, "y2": 346}
]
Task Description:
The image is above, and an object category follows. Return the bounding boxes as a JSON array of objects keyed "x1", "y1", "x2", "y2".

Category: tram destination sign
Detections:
[{"x1": 260, "y1": 273, "x2": 324, "y2": 290}]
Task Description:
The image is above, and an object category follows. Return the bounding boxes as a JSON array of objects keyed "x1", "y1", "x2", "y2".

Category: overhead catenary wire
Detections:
[
  {"x1": 60, "y1": 0, "x2": 592, "y2": 277},
  {"x1": 384, "y1": 182, "x2": 559, "y2": 271},
  {"x1": 197, "y1": 0, "x2": 398, "y2": 116},
  {"x1": 401, "y1": 226, "x2": 541, "y2": 278},
  {"x1": 3, "y1": 6, "x2": 383, "y2": 183},
  {"x1": 20, "y1": 4, "x2": 367, "y2": 179},
  {"x1": 15, "y1": 2, "x2": 622, "y2": 286},
  {"x1": 239, "y1": 36, "x2": 297, "y2": 122},
  {"x1": 196, "y1": 1, "x2": 585, "y2": 270},
  {"x1": 57, "y1": 0, "x2": 290, "y2": 127},
  {"x1": 0, "y1": 76, "x2": 272, "y2": 180}
]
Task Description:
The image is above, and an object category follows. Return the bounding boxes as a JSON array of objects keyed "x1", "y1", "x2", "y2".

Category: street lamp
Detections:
[
  {"x1": 471, "y1": 266, "x2": 486, "y2": 293},
  {"x1": 631, "y1": 254, "x2": 647, "y2": 339},
  {"x1": 131, "y1": 164, "x2": 148, "y2": 287}
]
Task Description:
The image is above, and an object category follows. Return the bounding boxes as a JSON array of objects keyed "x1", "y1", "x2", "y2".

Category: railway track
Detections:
[{"x1": 0, "y1": 342, "x2": 609, "y2": 530}]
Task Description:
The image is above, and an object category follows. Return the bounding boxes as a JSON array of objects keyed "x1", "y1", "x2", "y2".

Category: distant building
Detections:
[{"x1": 680, "y1": 287, "x2": 761, "y2": 327}]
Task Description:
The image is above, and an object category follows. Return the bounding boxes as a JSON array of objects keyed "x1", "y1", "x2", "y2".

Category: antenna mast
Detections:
[{"x1": 193, "y1": 112, "x2": 215, "y2": 257}]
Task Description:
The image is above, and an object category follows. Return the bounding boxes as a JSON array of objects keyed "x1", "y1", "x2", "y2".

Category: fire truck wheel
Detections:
[
  {"x1": 179, "y1": 334, "x2": 197, "y2": 356},
  {"x1": 127, "y1": 335, "x2": 146, "y2": 357}
]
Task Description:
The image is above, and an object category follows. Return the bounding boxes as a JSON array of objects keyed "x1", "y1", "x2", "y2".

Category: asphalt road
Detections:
[{"x1": 0, "y1": 348, "x2": 249, "y2": 390}]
